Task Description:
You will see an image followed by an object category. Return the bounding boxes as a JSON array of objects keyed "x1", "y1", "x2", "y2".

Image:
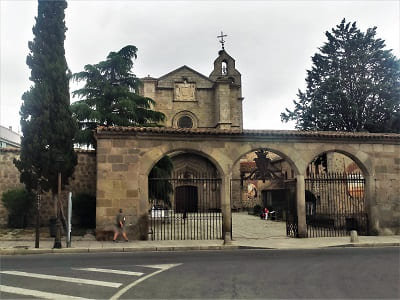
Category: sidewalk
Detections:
[
  {"x1": 1, "y1": 231, "x2": 399, "y2": 255},
  {"x1": 1, "y1": 213, "x2": 399, "y2": 255}
]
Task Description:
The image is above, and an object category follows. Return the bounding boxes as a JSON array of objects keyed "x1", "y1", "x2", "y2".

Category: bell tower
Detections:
[{"x1": 209, "y1": 32, "x2": 243, "y2": 130}]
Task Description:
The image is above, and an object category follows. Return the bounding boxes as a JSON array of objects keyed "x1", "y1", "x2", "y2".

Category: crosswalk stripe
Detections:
[
  {"x1": 110, "y1": 263, "x2": 182, "y2": 300},
  {"x1": 74, "y1": 268, "x2": 144, "y2": 277},
  {"x1": 0, "y1": 271, "x2": 122, "y2": 288},
  {"x1": 0, "y1": 285, "x2": 92, "y2": 300}
]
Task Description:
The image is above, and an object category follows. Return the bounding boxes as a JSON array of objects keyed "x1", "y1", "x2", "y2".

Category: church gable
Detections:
[
  {"x1": 157, "y1": 65, "x2": 214, "y2": 89},
  {"x1": 140, "y1": 49, "x2": 243, "y2": 130}
]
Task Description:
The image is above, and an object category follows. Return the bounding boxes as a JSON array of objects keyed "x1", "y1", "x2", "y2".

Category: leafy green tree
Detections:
[
  {"x1": 71, "y1": 45, "x2": 172, "y2": 206},
  {"x1": 281, "y1": 19, "x2": 400, "y2": 132},
  {"x1": 71, "y1": 45, "x2": 165, "y2": 147},
  {"x1": 14, "y1": 0, "x2": 77, "y2": 194}
]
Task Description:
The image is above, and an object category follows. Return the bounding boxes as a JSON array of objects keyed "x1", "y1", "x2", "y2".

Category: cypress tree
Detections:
[{"x1": 14, "y1": 0, "x2": 77, "y2": 195}]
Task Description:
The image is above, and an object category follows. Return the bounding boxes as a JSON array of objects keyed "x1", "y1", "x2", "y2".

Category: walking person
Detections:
[{"x1": 113, "y1": 208, "x2": 129, "y2": 242}]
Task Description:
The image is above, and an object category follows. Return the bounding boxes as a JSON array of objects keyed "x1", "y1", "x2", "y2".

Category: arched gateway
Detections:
[
  {"x1": 93, "y1": 47, "x2": 400, "y2": 240},
  {"x1": 95, "y1": 127, "x2": 400, "y2": 240}
]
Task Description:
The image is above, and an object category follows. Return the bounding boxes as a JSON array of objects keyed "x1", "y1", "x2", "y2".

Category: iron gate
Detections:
[
  {"x1": 305, "y1": 173, "x2": 368, "y2": 237},
  {"x1": 285, "y1": 180, "x2": 298, "y2": 237},
  {"x1": 148, "y1": 176, "x2": 222, "y2": 240}
]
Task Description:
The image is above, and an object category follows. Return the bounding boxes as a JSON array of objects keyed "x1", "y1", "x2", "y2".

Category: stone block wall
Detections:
[
  {"x1": 0, "y1": 148, "x2": 24, "y2": 225},
  {"x1": 154, "y1": 88, "x2": 217, "y2": 128},
  {"x1": 96, "y1": 138, "x2": 144, "y2": 239},
  {"x1": 366, "y1": 144, "x2": 400, "y2": 235},
  {"x1": 0, "y1": 148, "x2": 96, "y2": 227}
]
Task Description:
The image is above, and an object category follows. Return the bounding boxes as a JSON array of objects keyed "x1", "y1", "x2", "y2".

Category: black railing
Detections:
[
  {"x1": 148, "y1": 176, "x2": 222, "y2": 240},
  {"x1": 285, "y1": 180, "x2": 298, "y2": 237},
  {"x1": 305, "y1": 173, "x2": 368, "y2": 237}
]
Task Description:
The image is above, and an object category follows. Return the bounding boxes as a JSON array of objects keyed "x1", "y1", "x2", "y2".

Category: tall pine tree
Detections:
[
  {"x1": 14, "y1": 0, "x2": 77, "y2": 195},
  {"x1": 281, "y1": 19, "x2": 400, "y2": 132}
]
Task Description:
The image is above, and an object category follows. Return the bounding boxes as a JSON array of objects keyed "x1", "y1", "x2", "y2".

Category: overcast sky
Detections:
[{"x1": 1, "y1": 0, "x2": 399, "y2": 133}]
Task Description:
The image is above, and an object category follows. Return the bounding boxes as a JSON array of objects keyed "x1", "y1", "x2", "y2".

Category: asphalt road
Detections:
[{"x1": 1, "y1": 247, "x2": 399, "y2": 299}]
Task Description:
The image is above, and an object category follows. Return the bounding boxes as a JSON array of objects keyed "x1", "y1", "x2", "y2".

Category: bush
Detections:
[
  {"x1": 1, "y1": 188, "x2": 34, "y2": 228},
  {"x1": 72, "y1": 193, "x2": 96, "y2": 228}
]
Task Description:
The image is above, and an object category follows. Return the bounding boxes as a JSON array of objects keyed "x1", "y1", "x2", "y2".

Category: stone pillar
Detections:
[
  {"x1": 215, "y1": 82, "x2": 232, "y2": 130},
  {"x1": 296, "y1": 175, "x2": 307, "y2": 237},
  {"x1": 364, "y1": 175, "x2": 377, "y2": 234},
  {"x1": 221, "y1": 175, "x2": 232, "y2": 243}
]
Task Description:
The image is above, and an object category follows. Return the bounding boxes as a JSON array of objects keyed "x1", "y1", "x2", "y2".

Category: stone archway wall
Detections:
[{"x1": 95, "y1": 127, "x2": 400, "y2": 238}]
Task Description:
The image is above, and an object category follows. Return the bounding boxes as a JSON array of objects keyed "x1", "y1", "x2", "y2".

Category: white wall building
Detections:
[{"x1": 0, "y1": 125, "x2": 21, "y2": 148}]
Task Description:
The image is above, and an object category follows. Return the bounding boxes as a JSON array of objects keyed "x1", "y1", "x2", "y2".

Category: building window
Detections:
[{"x1": 177, "y1": 116, "x2": 193, "y2": 128}]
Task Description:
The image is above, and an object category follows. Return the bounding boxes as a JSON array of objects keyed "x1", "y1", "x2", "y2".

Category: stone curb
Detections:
[
  {"x1": 0, "y1": 245, "x2": 239, "y2": 256},
  {"x1": 1, "y1": 243, "x2": 398, "y2": 256},
  {"x1": 328, "y1": 242, "x2": 400, "y2": 248}
]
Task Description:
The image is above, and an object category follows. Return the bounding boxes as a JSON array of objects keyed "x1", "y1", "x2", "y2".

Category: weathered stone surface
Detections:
[
  {"x1": 0, "y1": 149, "x2": 96, "y2": 227},
  {"x1": 112, "y1": 164, "x2": 128, "y2": 172}
]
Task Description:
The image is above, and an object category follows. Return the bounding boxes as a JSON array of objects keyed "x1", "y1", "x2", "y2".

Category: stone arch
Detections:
[
  {"x1": 304, "y1": 147, "x2": 371, "y2": 237},
  {"x1": 142, "y1": 146, "x2": 226, "y2": 179},
  {"x1": 230, "y1": 144, "x2": 302, "y2": 177},
  {"x1": 142, "y1": 144, "x2": 232, "y2": 239},
  {"x1": 305, "y1": 147, "x2": 371, "y2": 177}
]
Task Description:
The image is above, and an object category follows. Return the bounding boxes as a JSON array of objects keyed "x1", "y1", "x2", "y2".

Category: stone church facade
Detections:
[{"x1": 139, "y1": 49, "x2": 243, "y2": 130}]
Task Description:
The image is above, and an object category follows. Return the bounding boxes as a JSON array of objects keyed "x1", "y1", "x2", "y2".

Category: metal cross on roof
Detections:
[{"x1": 217, "y1": 31, "x2": 227, "y2": 50}]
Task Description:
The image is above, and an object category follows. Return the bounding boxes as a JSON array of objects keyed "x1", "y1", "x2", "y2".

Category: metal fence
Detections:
[
  {"x1": 148, "y1": 176, "x2": 222, "y2": 240},
  {"x1": 305, "y1": 173, "x2": 368, "y2": 237},
  {"x1": 285, "y1": 180, "x2": 298, "y2": 237}
]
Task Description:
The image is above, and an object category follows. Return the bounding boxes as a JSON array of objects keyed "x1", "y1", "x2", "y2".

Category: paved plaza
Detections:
[{"x1": 232, "y1": 212, "x2": 287, "y2": 240}]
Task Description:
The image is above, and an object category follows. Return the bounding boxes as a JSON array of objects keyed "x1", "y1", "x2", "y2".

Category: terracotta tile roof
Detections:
[
  {"x1": 240, "y1": 161, "x2": 256, "y2": 172},
  {"x1": 0, "y1": 148, "x2": 95, "y2": 154},
  {"x1": 96, "y1": 126, "x2": 400, "y2": 141}
]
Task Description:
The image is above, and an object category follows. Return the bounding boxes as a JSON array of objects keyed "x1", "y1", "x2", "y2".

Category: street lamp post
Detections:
[{"x1": 53, "y1": 155, "x2": 64, "y2": 249}]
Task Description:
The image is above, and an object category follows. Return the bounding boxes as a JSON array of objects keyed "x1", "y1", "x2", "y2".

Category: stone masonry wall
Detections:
[
  {"x1": 0, "y1": 148, "x2": 96, "y2": 227},
  {"x1": 0, "y1": 149, "x2": 24, "y2": 225}
]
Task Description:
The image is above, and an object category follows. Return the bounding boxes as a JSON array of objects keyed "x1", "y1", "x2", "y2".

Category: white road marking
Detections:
[
  {"x1": 110, "y1": 263, "x2": 182, "y2": 300},
  {"x1": 0, "y1": 285, "x2": 92, "y2": 300},
  {"x1": 0, "y1": 271, "x2": 122, "y2": 288},
  {"x1": 138, "y1": 264, "x2": 181, "y2": 269},
  {"x1": 74, "y1": 268, "x2": 144, "y2": 277}
]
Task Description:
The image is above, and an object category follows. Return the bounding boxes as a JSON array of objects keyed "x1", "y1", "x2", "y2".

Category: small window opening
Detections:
[
  {"x1": 221, "y1": 61, "x2": 227, "y2": 75},
  {"x1": 178, "y1": 116, "x2": 193, "y2": 128}
]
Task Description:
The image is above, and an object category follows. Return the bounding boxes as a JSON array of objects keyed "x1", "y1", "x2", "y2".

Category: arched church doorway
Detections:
[
  {"x1": 175, "y1": 185, "x2": 198, "y2": 213},
  {"x1": 148, "y1": 152, "x2": 222, "y2": 240},
  {"x1": 305, "y1": 151, "x2": 369, "y2": 237},
  {"x1": 231, "y1": 149, "x2": 297, "y2": 240}
]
